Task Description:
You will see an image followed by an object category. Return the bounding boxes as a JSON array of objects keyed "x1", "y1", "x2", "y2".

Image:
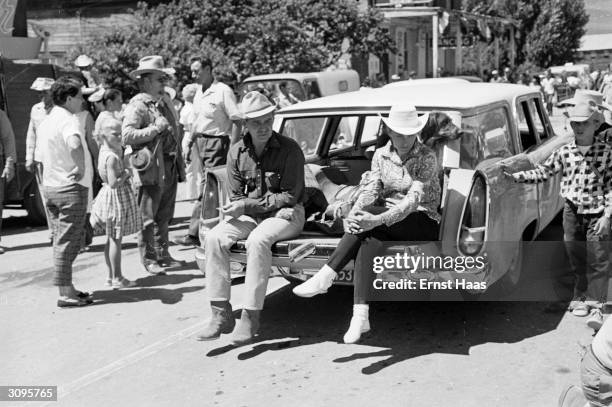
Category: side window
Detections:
[
  {"x1": 518, "y1": 100, "x2": 539, "y2": 151},
  {"x1": 533, "y1": 98, "x2": 552, "y2": 141},
  {"x1": 330, "y1": 116, "x2": 359, "y2": 152},
  {"x1": 461, "y1": 107, "x2": 512, "y2": 168},
  {"x1": 303, "y1": 80, "x2": 321, "y2": 99},
  {"x1": 360, "y1": 116, "x2": 383, "y2": 146}
]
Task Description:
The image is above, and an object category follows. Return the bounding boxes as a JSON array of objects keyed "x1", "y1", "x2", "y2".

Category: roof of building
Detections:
[
  {"x1": 279, "y1": 83, "x2": 537, "y2": 114},
  {"x1": 579, "y1": 34, "x2": 612, "y2": 52}
]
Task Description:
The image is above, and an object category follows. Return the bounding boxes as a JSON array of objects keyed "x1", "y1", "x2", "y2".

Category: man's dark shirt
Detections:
[{"x1": 227, "y1": 131, "x2": 305, "y2": 217}]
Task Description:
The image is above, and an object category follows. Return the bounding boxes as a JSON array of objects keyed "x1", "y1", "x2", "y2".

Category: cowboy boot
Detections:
[
  {"x1": 196, "y1": 301, "x2": 235, "y2": 341},
  {"x1": 292, "y1": 265, "x2": 337, "y2": 298},
  {"x1": 231, "y1": 309, "x2": 261, "y2": 345}
]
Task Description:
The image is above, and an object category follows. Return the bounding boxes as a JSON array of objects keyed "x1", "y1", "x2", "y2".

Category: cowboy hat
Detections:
[
  {"x1": 240, "y1": 91, "x2": 277, "y2": 119},
  {"x1": 379, "y1": 104, "x2": 429, "y2": 136},
  {"x1": 558, "y1": 89, "x2": 612, "y2": 111},
  {"x1": 75, "y1": 55, "x2": 94, "y2": 68},
  {"x1": 567, "y1": 102, "x2": 602, "y2": 123},
  {"x1": 130, "y1": 56, "x2": 175, "y2": 79},
  {"x1": 30, "y1": 77, "x2": 54, "y2": 91}
]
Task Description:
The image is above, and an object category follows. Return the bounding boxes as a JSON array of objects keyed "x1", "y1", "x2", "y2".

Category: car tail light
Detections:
[
  {"x1": 201, "y1": 172, "x2": 220, "y2": 221},
  {"x1": 458, "y1": 174, "x2": 488, "y2": 255}
]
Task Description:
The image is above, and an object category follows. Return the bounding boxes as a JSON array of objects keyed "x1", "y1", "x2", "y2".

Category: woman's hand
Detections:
[{"x1": 347, "y1": 210, "x2": 382, "y2": 233}]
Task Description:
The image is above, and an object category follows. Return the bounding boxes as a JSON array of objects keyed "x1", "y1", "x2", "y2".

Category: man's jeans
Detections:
[
  {"x1": 563, "y1": 201, "x2": 611, "y2": 305},
  {"x1": 205, "y1": 205, "x2": 305, "y2": 310}
]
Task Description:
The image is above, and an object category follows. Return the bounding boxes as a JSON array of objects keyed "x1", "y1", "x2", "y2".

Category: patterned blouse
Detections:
[
  {"x1": 512, "y1": 140, "x2": 612, "y2": 216},
  {"x1": 352, "y1": 140, "x2": 441, "y2": 226}
]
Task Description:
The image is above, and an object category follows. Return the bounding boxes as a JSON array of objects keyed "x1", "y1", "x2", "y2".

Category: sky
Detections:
[{"x1": 584, "y1": 0, "x2": 612, "y2": 35}]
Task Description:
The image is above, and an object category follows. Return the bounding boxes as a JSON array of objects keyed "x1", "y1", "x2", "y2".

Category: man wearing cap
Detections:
[
  {"x1": 489, "y1": 70, "x2": 503, "y2": 83},
  {"x1": 174, "y1": 57, "x2": 241, "y2": 247},
  {"x1": 506, "y1": 102, "x2": 612, "y2": 330},
  {"x1": 196, "y1": 91, "x2": 305, "y2": 345},
  {"x1": 74, "y1": 55, "x2": 100, "y2": 96},
  {"x1": 122, "y1": 55, "x2": 186, "y2": 275},
  {"x1": 25, "y1": 78, "x2": 54, "y2": 174}
]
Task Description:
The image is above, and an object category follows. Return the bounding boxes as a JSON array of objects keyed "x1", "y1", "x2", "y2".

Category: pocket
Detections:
[{"x1": 264, "y1": 171, "x2": 281, "y2": 191}]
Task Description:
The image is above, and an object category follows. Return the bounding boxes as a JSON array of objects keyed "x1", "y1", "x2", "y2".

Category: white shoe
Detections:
[
  {"x1": 343, "y1": 316, "x2": 371, "y2": 344},
  {"x1": 587, "y1": 308, "x2": 604, "y2": 331},
  {"x1": 343, "y1": 304, "x2": 370, "y2": 344},
  {"x1": 292, "y1": 265, "x2": 337, "y2": 298},
  {"x1": 112, "y1": 278, "x2": 137, "y2": 289}
]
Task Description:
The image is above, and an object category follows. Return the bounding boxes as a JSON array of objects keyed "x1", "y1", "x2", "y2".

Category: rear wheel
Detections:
[{"x1": 23, "y1": 181, "x2": 47, "y2": 226}]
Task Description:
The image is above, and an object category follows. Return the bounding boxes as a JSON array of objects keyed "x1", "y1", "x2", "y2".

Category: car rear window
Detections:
[
  {"x1": 281, "y1": 117, "x2": 327, "y2": 157},
  {"x1": 461, "y1": 107, "x2": 513, "y2": 168}
]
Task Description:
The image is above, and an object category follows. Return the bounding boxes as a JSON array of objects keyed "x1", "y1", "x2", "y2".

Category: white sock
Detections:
[
  {"x1": 320, "y1": 264, "x2": 336, "y2": 276},
  {"x1": 353, "y1": 304, "x2": 369, "y2": 319}
]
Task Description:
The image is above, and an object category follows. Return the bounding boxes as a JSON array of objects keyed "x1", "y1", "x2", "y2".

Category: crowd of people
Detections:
[{"x1": 5, "y1": 51, "x2": 612, "y2": 404}]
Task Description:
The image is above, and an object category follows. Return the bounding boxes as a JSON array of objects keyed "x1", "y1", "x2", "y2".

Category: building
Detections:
[
  {"x1": 358, "y1": 0, "x2": 516, "y2": 81},
  {"x1": 575, "y1": 33, "x2": 612, "y2": 71}
]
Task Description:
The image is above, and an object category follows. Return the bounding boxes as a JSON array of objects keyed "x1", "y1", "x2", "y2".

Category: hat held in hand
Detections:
[
  {"x1": 30, "y1": 77, "x2": 54, "y2": 91},
  {"x1": 240, "y1": 91, "x2": 277, "y2": 119}
]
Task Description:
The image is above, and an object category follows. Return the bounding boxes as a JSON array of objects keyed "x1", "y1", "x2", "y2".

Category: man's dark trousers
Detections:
[{"x1": 137, "y1": 158, "x2": 178, "y2": 262}]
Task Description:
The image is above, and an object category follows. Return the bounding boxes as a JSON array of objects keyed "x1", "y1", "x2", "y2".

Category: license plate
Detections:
[{"x1": 334, "y1": 269, "x2": 354, "y2": 283}]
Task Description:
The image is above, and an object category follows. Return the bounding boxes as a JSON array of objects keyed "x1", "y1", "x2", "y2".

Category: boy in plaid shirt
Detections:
[{"x1": 507, "y1": 102, "x2": 612, "y2": 330}]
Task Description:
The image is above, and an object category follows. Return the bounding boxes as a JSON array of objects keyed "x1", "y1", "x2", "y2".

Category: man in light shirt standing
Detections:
[
  {"x1": 37, "y1": 76, "x2": 93, "y2": 307},
  {"x1": 174, "y1": 57, "x2": 242, "y2": 247}
]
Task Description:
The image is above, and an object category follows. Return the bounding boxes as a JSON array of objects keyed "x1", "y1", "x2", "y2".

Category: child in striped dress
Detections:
[{"x1": 90, "y1": 117, "x2": 143, "y2": 289}]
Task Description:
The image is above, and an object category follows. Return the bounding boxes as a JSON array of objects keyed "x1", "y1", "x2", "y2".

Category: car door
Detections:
[{"x1": 515, "y1": 95, "x2": 566, "y2": 232}]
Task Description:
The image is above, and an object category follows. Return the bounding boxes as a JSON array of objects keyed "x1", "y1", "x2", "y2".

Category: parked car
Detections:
[
  {"x1": 196, "y1": 82, "x2": 569, "y2": 295},
  {"x1": 238, "y1": 70, "x2": 360, "y2": 103}
]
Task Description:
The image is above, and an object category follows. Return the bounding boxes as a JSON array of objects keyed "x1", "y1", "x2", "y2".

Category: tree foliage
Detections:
[
  {"x1": 67, "y1": 0, "x2": 393, "y2": 97},
  {"x1": 462, "y1": 0, "x2": 588, "y2": 69}
]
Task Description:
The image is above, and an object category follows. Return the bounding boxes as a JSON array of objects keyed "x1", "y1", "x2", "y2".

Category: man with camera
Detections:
[{"x1": 122, "y1": 55, "x2": 186, "y2": 275}]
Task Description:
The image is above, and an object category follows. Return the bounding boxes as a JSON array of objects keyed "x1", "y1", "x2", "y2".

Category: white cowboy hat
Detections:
[
  {"x1": 558, "y1": 89, "x2": 612, "y2": 111},
  {"x1": 87, "y1": 87, "x2": 105, "y2": 103},
  {"x1": 75, "y1": 55, "x2": 94, "y2": 68},
  {"x1": 30, "y1": 77, "x2": 54, "y2": 91},
  {"x1": 567, "y1": 102, "x2": 602, "y2": 123},
  {"x1": 379, "y1": 104, "x2": 429, "y2": 136},
  {"x1": 130, "y1": 55, "x2": 175, "y2": 79},
  {"x1": 240, "y1": 91, "x2": 277, "y2": 119}
]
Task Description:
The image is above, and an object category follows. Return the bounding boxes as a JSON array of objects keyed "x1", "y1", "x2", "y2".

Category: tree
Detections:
[
  {"x1": 462, "y1": 0, "x2": 588, "y2": 69},
  {"x1": 523, "y1": 0, "x2": 588, "y2": 67},
  {"x1": 68, "y1": 0, "x2": 394, "y2": 96}
]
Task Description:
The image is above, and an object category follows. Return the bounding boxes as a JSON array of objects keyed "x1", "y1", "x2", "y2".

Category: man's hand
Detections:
[
  {"x1": 25, "y1": 159, "x2": 35, "y2": 173},
  {"x1": 594, "y1": 215, "x2": 611, "y2": 238},
  {"x1": 275, "y1": 207, "x2": 294, "y2": 221},
  {"x1": 347, "y1": 210, "x2": 382, "y2": 233},
  {"x1": 220, "y1": 201, "x2": 244, "y2": 218},
  {"x1": 154, "y1": 115, "x2": 170, "y2": 133},
  {"x1": 1, "y1": 165, "x2": 14, "y2": 182},
  {"x1": 183, "y1": 145, "x2": 192, "y2": 164},
  {"x1": 67, "y1": 166, "x2": 84, "y2": 183},
  {"x1": 500, "y1": 163, "x2": 519, "y2": 182}
]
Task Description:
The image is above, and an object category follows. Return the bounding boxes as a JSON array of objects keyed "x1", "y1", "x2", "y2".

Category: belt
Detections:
[{"x1": 194, "y1": 133, "x2": 229, "y2": 139}]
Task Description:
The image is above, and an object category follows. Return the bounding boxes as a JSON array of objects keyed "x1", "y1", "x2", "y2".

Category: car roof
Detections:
[
  {"x1": 279, "y1": 83, "x2": 537, "y2": 113},
  {"x1": 243, "y1": 70, "x2": 357, "y2": 82},
  {"x1": 383, "y1": 77, "x2": 469, "y2": 89}
]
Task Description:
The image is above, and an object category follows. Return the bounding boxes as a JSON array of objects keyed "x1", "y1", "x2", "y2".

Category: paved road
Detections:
[{"x1": 0, "y1": 114, "x2": 597, "y2": 407}]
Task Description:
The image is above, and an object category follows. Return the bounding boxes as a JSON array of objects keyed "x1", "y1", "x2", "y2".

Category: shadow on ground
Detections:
[{"x1": 206, "y1": 283, "x2": 568, "y2": 375}]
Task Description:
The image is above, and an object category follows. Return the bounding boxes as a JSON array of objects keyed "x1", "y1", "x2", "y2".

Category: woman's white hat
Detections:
[
  {"x1": 240, "y1": 91, "x2": 277, "y2": 119},
  {"x1": 30, "y1": 77, "x2": 54, "y2": 91},
  {"x1": 379, "y1": 104, "x2": 429, "y2": 136},
  {"x1": 130, "y1": 55, "x2": 175, "y2": 79},
  {"x1": 87, "y1": 87, "x2": 105, "y2": 103},
  {"x1": 75, "y1": 55, "x2": 94, "y2": 68}
]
